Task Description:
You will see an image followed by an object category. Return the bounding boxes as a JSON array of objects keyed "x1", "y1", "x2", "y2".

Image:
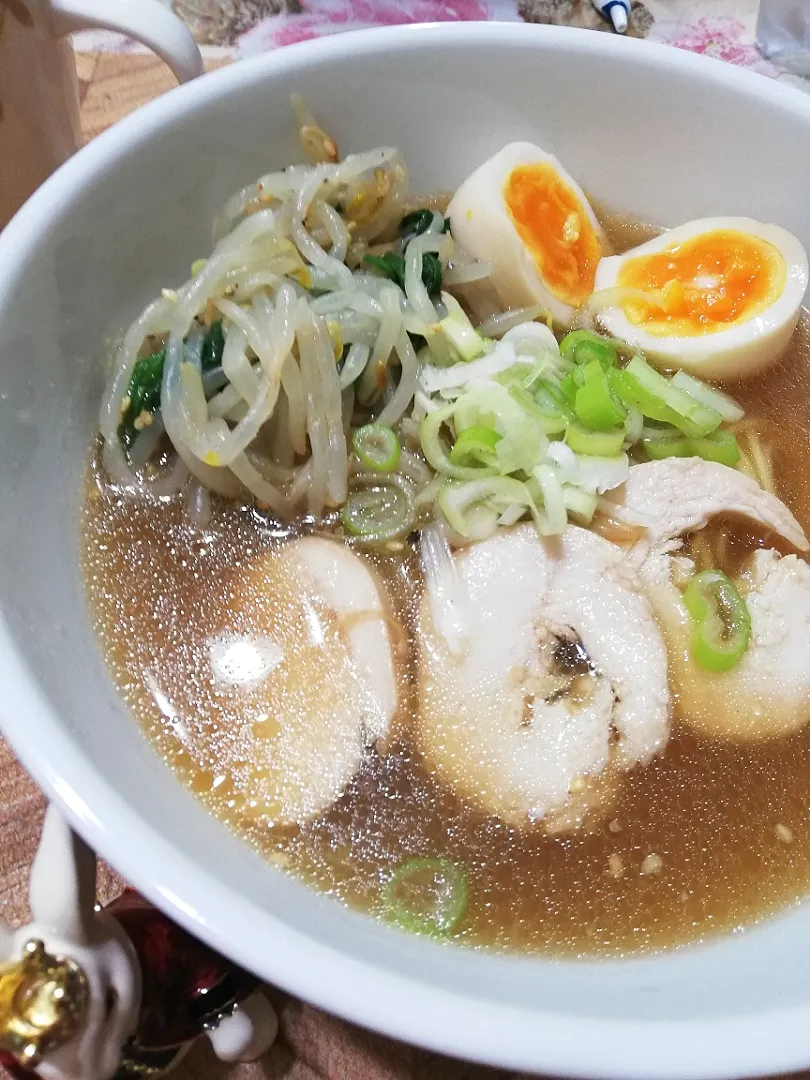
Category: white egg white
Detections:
[
  {"x1": 594, "y1": 217, "x2": 809, "y2": 380},
  {"x1": 448, "y1": 142, "x2": 606, "y2": 329}
]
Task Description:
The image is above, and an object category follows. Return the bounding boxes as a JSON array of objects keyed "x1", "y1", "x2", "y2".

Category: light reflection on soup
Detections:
[{"x1": 81, "y1": 215, "x2": 810, "y2": 956}]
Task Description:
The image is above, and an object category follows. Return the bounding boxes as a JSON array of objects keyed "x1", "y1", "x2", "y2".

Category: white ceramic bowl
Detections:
[{"x1": 1, "y1": 24, "x2": 810, "y2": 1080}]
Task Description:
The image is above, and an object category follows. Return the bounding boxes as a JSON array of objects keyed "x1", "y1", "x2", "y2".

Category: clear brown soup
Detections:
[{"x1": 81, "y1": 213, "x2": 810, "y2": 956}]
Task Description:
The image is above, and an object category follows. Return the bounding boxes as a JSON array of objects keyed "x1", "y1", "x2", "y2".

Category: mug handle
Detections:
[{"x1": 48, "y1": 0, "x2": 204, "y2": 84}]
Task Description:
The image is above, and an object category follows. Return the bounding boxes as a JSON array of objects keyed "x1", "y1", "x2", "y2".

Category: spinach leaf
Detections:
[
  {"x1": 118, "y1": 320, "x2": 224, "y2": 450},
  {"x1": 363, "y1": 251, "x2": 443, "y2": 297},
  {"x1": 201, "y1": 319, "x2": 225, "y2": 371},
  {"x1": 399, "y1": 209, "x2": 434, "y2": 241},
  {"x1": 118, "y1": 349, "x2": 165, "y2": 449},
  {"x1": 399, "y1": 209, "x2": 452, "y2": 244},
  {"x1": 421, "y1": 252, "x2": 443, "y2": 297},
  {"x1": 364, "y1": 252, "x2": 407, "y2": 288}
]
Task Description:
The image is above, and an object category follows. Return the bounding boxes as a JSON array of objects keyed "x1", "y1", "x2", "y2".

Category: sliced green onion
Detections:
[
  {"x1": 565, "y1": 421, "x2": 625, "y2": 457},
  {"x1": 382, "y1": 857, "x2": 468, "y2": 936},
  {"x1": 696, "y1": 431, "x2": 740, "y2": 466},
  {"x1": 340, "y1": 476, "x2": 414, "y2": 542},
  {"x1": 421, "y1": 406, "x2": 498, "y2": 480},
  {"x1": 624, "y1": 407, "x2": 644, "y2": 445},
  {"x1": 441, "y1": 318, "x2": 485, "y2": 362},
  {"x1": 533, "y1": 464, "x2": 568, "y2": 534},
  {"x1": 574, "y1": 360, "x2": 627, "y2": 431},
  {"x1": 562, "y1": 486, "x2": 598, "y2": 524},
  {"x1": 621, "y1": 356, "x2": 722, "y2": 437},
  {"x1": 560, "y1": 329, "x2": 617, "y2": 369},
  {"x1": 663, "y1": 385, "x2": 724, "y2": 435},
  {"x1": 352, "y1": 424, "x2": 401, "y2": 472},
  {"x1": 452, "y1": 395, "x2": 496, "y2": 435},
  {"x1": 438, "y1": 476, "x2": 538, "y2": 540},
  {"x1": 574, "y1": 452, "x2": 629, "y2": 494},
  {"x1": 507, "y1": 386, "x2": 568, "y2": 435},
  {"x1": 440, "y1": 292, "x2": 486, "y2": 362},
  {"x1": 683, "y1": 569, "x2": 751, "y2": 673},
  {"x1": 643, "y1": 428, "x2": 740, "y2": 467},
  {"x1": 608, "y1": 366, "x2": 681, "y2": 428},
  {"x1": 560, "y1": 366, "x2": 585, "y2": 405},
  {"x1": 670, "y1": 370, "x2": 745, "y2": 423},
  {"x1": 536, "y1": 379, "x2": 574, "y2": 417},
  {"x1": 449, "y1": 425, "x2": 502, "y2": 467},
  {"x1": 496, "y1": 425, "x2": 549, "y2": 475}
]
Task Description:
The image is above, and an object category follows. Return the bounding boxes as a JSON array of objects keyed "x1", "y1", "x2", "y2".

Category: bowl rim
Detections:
[{"x1": 3, "y1": 22, "x2": 810, "y2": 1079}]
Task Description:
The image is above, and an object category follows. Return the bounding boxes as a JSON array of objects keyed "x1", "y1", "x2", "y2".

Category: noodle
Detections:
[
  {"x1": 297, "y1": 304, "x2": 331, "y2": 516},
  {"x1": 100, "y1": 115, "x2": 491, "y2": 525}
]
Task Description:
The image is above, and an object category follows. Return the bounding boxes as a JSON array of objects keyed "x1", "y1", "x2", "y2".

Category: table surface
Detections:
[{"x1": 3, "y1": 8, "x2": 810, "y2": 1077}]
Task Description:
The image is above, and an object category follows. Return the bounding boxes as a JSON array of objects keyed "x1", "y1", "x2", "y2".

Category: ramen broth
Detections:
[{"x1": 81, "y1": 214, "x2": 810, "y2": 956}]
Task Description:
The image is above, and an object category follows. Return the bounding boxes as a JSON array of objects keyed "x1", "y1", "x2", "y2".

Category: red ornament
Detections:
[
  {"x1": 0, "y1": 1050, "x2": 33, "y2": 1080},
  {"x1": 106, "y1": 890, "x2": 261, "y2": 1071}
]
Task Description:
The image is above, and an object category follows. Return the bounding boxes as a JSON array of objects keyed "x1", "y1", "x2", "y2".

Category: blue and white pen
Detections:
[{"x1": 591, "y1": 0, "x2": 630, "y2": 33}]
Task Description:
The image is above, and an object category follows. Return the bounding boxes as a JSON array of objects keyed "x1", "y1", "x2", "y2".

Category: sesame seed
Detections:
[
  {"x1": 775, "y1": 823, "x2": 794, "y2": 844},
  {"x1": 132, "y1": 410, "x2": 154, "y2": 431},
  {"x1": 640, "y1": 853, "x2": 663, "y2": 875},
  {"x1": 608, "y1": 818, "x2": 622, "y2": 834}
]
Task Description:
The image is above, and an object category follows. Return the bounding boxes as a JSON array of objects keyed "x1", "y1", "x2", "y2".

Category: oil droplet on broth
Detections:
[{"x1": 80, "y1": 214, "x2": 810, "y2": 958}]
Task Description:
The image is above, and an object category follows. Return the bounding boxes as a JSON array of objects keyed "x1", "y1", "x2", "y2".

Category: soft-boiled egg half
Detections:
[
  {"x1": 594, "y1": 218, "x2": 809, "y2": 380},
  {"x1": 448, "y1": 142, "x2": 606, "y2": 329}
]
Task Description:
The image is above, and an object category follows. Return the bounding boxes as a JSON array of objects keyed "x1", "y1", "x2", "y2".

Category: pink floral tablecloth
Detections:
[{"x1": 72, "y1": 0, "x2": 810, "y2": 91}]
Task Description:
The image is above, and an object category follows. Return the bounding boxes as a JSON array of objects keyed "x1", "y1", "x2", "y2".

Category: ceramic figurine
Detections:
[{"x1": 0, "y1": 807, "x2": 277, "y2": 1079}]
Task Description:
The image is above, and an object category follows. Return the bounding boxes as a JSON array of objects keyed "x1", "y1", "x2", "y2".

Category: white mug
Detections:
[{"x1": 0, "y1": 0, "x2": 203, "y2": 227}]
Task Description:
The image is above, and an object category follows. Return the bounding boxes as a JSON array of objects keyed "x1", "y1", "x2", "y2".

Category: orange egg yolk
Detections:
[
  {"x1": 503, "y1": 164, "x2": 601, "y2": 307},
  {"x1": 616, "y1": 229, "x2": 786, "y2": 337}
]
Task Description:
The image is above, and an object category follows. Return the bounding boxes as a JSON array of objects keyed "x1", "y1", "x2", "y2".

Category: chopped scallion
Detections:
[
  {"x1": 352, "y1": 424, "x2": 401, "y2": 472},
  {"x1": 619, "y1": 356, "x2": 722, "y2": 437},
  {"x1": 560, "y1": 329, "x2": 617, "y2": 370},
  {"x1": 683, "y1": 569, "x2": 751, "y2": 673},
  {"x1": 438, "y1": 476, "x2": 538, "y2": 540},
  {"x1": 574, "y1": 360, "x2": 627, "y2": 431},
  {"x1": 381, "y1": 857, "x2": 468, "y2": 936},
  {"x1": 670, "y1": 370, "x2": 745, "y2": 423},
  {"x1": 565, "y1": 421, "x2": 625, "y2": 457},
  {"x1": 507, "y1": 386, "x2": 568, "y2": 435},
  {"x1": 439, "y1": 293, "x2": 486, "y2": 361},
  {"x1": 340, "y1": 476, "x2": 414, "y2": 541},
  {"x1": 421, "y1": 406, "x2": 499, "y2": 481},
  {"x1": 562, "y1": 486, "x2": 599, "y2": 524},
  {"x1": 449, "y1": 425, "x2": 502, "y2": 467},
  {"x1": 643, "y1": 428, "x2": 740, "y2": 467}
]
